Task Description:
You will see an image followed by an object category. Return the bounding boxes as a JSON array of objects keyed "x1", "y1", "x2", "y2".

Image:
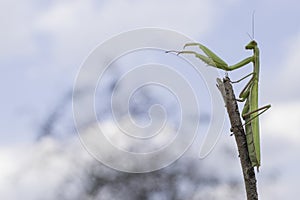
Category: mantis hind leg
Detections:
[{"x1": 243, "y1": 104, "x2": 271, "y2": 125}]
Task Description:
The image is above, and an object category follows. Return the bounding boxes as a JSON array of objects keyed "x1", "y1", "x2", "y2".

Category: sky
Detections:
[{"x1": 1, "y1": 0, "x2": 300, "y2": 199}]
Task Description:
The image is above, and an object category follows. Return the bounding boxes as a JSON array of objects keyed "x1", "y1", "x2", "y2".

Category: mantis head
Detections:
[{"x1": 245, "y1": 40, "x2": 257, "y2": 50}]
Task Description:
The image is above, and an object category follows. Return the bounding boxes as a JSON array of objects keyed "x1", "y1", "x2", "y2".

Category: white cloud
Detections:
[
  {"x1": 262, "y1": 101, "x2": 300, "y2": 141},
  {"x1": 33, "y1": 0, "x2": 227, "y2": 67},
  {"x1": 37, "y1": 0, "x2": 217, "y2": 36},
  {"x1": 266, "y1": 31, "x2": 300, "y2": 100},
  {"x1": 282, "y1": 32, "x2": 300, "y2": 82},
  {"x1": 257, "y1": 100, "x2": 300, "y2": 199},
  {"x1": 0, "y1": 138, "x2": 90, "y2": 200},
  {"x1": 1, "y1": 117, "x2": 299, "y2": 199}
]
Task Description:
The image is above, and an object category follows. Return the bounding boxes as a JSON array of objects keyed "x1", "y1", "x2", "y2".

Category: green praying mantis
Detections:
[{"x1": 166, "y1": 38, "x2": 271, "y2": 170}]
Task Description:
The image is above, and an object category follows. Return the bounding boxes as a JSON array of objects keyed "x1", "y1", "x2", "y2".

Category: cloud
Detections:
[
  {"x1": 264, "y1": 31, "x2": 300, "y2": 101},
  {"x1": 0, "y1": 138, "x2": 90, "y2": 200},
  {"x1": 32, "y1": 0, "x2": 228, "y2": 67},
  {"x1": 1, "y1": 117, "x2": 299, "y2": 199},
  {"x1": 1, "y1": 0, "x2": 237, "y2": 69},
  {"x1": 36, "y1": 0, "x2": 217, "y2": 36},
  {"x1": 281, "y1": 32, "x2": 300, "y2": 93},
  {"x1": 262, "y1": 101, "x2": 300, "y2": 141},
  {"x1": 1, "y1": 0, "x2": 240, "y2": 58},
  {"x1": 259, "y1": 101, "x2": 300, "y2": 199}
]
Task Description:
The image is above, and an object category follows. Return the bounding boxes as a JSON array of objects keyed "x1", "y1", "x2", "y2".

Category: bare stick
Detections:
[{"x1": 217, "y1": 76, "x2": 258, "y2": 200}]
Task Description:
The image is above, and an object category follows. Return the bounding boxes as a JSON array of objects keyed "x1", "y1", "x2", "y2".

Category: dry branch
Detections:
[{"x1": 217, "y1": 76, "x2": 258, "y2": 200}]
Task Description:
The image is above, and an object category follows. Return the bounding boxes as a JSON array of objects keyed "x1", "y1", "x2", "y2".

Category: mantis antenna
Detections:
[
  {"x1": 252, "y1": 10, "x2": 255, "y2": 39},
  {"x1": 247, "y1": 11, "x2": 255, "y2": 40}
]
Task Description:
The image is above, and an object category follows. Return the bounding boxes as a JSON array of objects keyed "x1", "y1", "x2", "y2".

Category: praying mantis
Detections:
[{"x1": 166, "y1": 39, "x2": 271, "y2": 170}]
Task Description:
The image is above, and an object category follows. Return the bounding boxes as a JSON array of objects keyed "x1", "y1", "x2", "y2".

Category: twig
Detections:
[{"x1": 216, "y1": 76, "x2": 258, "y2": 200}]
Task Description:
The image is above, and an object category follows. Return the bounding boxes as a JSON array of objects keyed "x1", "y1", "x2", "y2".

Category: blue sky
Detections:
[{"x1": 1, "y1": 0, "x2": 300, "y2": 199}]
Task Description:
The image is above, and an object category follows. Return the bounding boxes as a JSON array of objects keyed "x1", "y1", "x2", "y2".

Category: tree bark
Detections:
[{"x1": 216, "y1": 76, "x2": 258, "y2": 200}]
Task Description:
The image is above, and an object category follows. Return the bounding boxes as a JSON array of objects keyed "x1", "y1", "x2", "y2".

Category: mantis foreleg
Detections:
[{"x1": 167, "y1": 43, "x2": 254, "y2": 71}]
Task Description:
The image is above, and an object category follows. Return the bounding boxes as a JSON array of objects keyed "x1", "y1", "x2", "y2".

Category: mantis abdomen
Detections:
[{"x1": 243, "y1": 79, "x2": 260, "y2": 168}]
